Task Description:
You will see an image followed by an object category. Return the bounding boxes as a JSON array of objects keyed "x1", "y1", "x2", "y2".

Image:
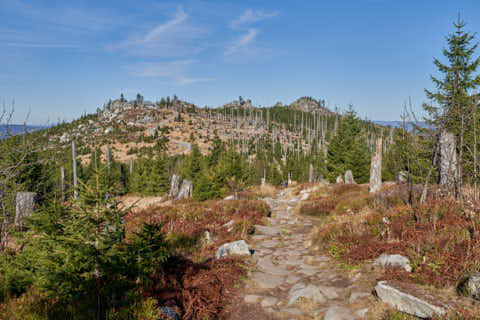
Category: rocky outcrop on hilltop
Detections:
[{"x1": 289, "y1": 97, "x2": 331, "y2": 114}]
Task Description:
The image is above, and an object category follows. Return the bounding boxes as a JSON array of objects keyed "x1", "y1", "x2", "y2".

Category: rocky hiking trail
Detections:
[{"x1": 227, "y1": 187, "x2": 377, "y2": 320}]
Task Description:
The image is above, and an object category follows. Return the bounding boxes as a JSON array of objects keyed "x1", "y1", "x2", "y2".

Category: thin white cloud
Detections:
[
  {"x1": 230, "y1": 9, "x2": 279, "y2": 29},
  {"x1": 144, "y1": 9, "x2": 188, "y2": 41},
  {"x1": 224, "y1": 28, "x2": 259, "y2": 56},
  {"x1": 111, "y1": 8, "x2": 207, "y2": 58},
  {"x1": 128, "y1": 60, "x2": 213, "y2": 85}
]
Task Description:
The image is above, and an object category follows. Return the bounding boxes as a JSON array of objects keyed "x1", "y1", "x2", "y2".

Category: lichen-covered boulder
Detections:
[
  {"x1": 466, "y1": 273, "x2": 480, "y2": 300},
  {"x1": 216, "y1": 240, "x2": 251, "y2": 259},
  {"x1": 374, "y1": 254, "x2": 412, "y2": 272}
]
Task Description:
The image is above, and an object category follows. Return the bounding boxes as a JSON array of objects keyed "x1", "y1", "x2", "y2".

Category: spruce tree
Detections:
[
  {"x1": 327, "y1": 107, "x2": 371, "y2": 183},
  {"x1": 424, "y1": 16, "x2": 480, "y2": 186}
]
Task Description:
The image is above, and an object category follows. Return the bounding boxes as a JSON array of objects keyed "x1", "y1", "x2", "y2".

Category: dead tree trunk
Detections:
[
  {"x1": 72, "y1": 140, "x2": 78, "y2": 200},
  {"x1": 439, "y1": 131, "x2": 457, "y2": 193},
  {"x1": 369, "y1": 137, "x2": 382, "y2": 193}
]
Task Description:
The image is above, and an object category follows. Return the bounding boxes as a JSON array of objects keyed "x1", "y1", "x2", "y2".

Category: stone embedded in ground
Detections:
[
  {"x1": 288, "y1": 283, "x2": 326, "y2": 305},
  {"x1": 344, "y1": 170, "x2": 356, "y2": 184},
  {"x1": 216, "y1": 240, "x2": 251, "y2": 259},
  {"x1": 260, "y1": 296, "x2": 278, "y2": 308},
  {"x1": 254, "y1": 225, "x2": 281, "y2": 236},
  {"x1": 244, "y1": 294, "x2": 261, "y2": 304},
  {"x1": 354, "y1": 308, "x2": 369, "y2": 318},
  {"x1": 252, "y1": 272, "x2": 285, "y2": 289},
  {"x1": 224, "y1": 194, "x2": 236, "y2": 200},
  {"x1": 323, "y1": 306, "x2": 354, "y2": 320},
  {"x1": 374, "y1": 253, "x2": 412, "y2": 272},
  {"x1": 466, "y1": 273, "x2": 480, "y2": 300},
  {"x1": 374, "y1": 281, "x2": 446, "y2": 319},
  {"x1": 257, "y1": 257, "x2": 289, "y2": 276},
  {"x1": 396, "y1": 171, "x2": 407, "y2": 183},
  {"x1": 349, "y1": 291, "x2": 370, "y2": 304},
  {"x1": 318, "y1": 286, "x2": 339, "y2": 299}
]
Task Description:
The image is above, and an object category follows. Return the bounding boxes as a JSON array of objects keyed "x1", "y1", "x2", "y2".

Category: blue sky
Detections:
[{"x1": 1, "y1": 0, "x2": 480, "y2": 124}]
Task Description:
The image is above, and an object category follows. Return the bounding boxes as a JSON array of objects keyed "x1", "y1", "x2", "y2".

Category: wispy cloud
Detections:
[
  {"x1": 128, "y1": 60, "x2": 213, "y2": 85},
  {"x1": 111, "y1": 8, "x2": 207, "y2": 58},
  {"x1": 230, "y1": 9, "x2": 279, "y2": 29},
  {"x1": 224, "y1": 28, "x2": 259, "y2": 56}
]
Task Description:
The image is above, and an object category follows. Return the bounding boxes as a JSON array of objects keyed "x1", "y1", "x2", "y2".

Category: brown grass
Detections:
[{"x1": 309, "y1": 184, "x2": 480, "y2": 291}]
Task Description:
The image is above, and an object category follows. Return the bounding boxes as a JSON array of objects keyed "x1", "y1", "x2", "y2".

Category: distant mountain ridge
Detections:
[
  {"x1": 373, "y1": 120, "x2": 428, "y2": 129},
  {"x1": 0, "y1": 124, "x2": 47, "y2": 137}
]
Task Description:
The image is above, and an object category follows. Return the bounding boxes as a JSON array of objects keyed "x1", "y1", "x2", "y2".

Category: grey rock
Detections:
[
  {"x1": 244, "y1": 294, "x2": 261, "y2": 304},
  {"x1": 354, "y1": 308, "x2": 369, "y2": 318},
  {"x1": 318, "y1": 286, "x2": 339, "y2": 299},
  {"x1": 344, "y1": 170, "x2": 356, "y2": 184},
  {"x1": 396, "y1": 171, "x2": 407, "y2": 183},
  {"x1": 261, "y1": 297, "x2": 278, "y2": 307},
  {"x1": 216, "y1": 240, "x2": 250, "y2": 259},
  {"x1": 254, "y1": 225, "x2": 281, "y2": 236},
  {"x1": 104, "y1": 127, "x2": 113, "y2": 134},
  {"x1": 252, "y1": 272, "x2": 285, "y2": 289},
  {"x1": 15, "y1": 192, "x2": 37, "y2": 228},
  {"x1": 204, "y1": 230, "x2": 211, "y2": 244},
  {"x1": 59, "y1": 132, "x2": 70, "y2": 143},
  {"x1": 160, "y1": 306, "x2": 178, "y2": 320},
  {"x1": 466, "y1": 273, "x2": 480, "y2": 300},
  {"x1": 288, "y1": 283, "x2": 326, "y2": 305},
  {"x1": 374, "y1": 281, "x2": 446, "y2": 318},
  {"x1": 349, "y1": 292, "x2": 370, "y2": 304},
  {"x1": 336, "y1": 175, "x2": 344, "y2": 184},
  {"x1": 374, "y1": 254, "x2": 412, "y2": 272},
  {"x1": 223, "y1": 194, "x2": 236, "y2": 200},
  {"x1": 323, "y1": 306, "x2": 354, "y2": 320}
]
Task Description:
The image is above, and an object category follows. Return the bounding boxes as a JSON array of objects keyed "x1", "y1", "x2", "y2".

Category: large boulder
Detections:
[
  {"x1": 176, "y1": 179, "x2": 193, "y2": 200},
  {"x1": 216, "y1": 240, "x2": 251, "y2": 259},
  {"x1": 344, "y1": 170, "x2": 356, "y2": 184},
  {"x1": 465, "y1": 273, "x2": 480, "y2": 300},
  {"x1": 374, "y1": 253, "x2": 412, "y2": 272},
  {"x1": 15, "y1": 192, "x2": 37, "y2": 229},
  {"x1": 396, "y1": 171, "x2": 407, "y2": 183},
  {"x1": 375, "y1": 281, "x2": 446, "y2": 319}
]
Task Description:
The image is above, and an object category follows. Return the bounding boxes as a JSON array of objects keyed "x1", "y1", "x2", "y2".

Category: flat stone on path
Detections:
[
  {"x1": 260, "y1": 297, "x2": 279, "y2": 308},
  {"x1": 323, "y1": 306, "x2": 355, "y2": 320},
  {"x1": 288, "y1": 283, "x2": 326, "y2": 305},
  {"x1": 254, "y1": 225, "x2": 282, "y2": 236},
  {"x1": 252, "y1": 272, "x2": 285, "y2": 289},
  {"x1": 244, "y1": 295, "x2": 261, "y2": 304}
]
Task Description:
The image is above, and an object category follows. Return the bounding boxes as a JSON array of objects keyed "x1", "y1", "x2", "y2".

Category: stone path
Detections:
[{"x1": 230, "y1": 187, "x2": 377, "y2": 319}]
